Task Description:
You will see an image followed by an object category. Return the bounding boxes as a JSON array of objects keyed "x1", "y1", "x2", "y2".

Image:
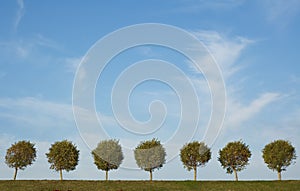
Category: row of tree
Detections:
[{"x1": 4, "y1": 139, "x2": 296, "y2": 181}]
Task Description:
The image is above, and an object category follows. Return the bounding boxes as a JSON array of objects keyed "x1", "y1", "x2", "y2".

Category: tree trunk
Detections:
[
  {"x1": 13, "y1": 167, "x2": 18, "y2": 180},
  {"x1": 106, "y1": 170, "x2": 108, "y2": 181},
  {"x1": 194, "y1": 167, "x2": 197, "y2": 181},
  {"x1": 233, "y1": 169, "x2": 238, "y2": 181},
  {"x1": 150, "y1": 169, "x2": 153, "y2": 181},
  {"x1": 60, "y1": 169, "x2": 63, "y2": 181},
  {"x1": 278, "y1": 171, "x2": 281, "y2": 181}
]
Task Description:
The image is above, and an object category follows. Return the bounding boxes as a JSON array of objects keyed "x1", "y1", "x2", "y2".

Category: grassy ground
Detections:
[{"x1": 0, "y1": 180, "x2": 299, "y2": 191}]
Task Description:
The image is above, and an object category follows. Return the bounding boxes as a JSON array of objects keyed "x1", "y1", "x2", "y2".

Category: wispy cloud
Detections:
[
  {"x1": 263, "y1": 0, "x2": 300, "y2": 27},
  {"x1": 0, "y1": 97, "x2": 74, "y2": 129},
  {"x1": 226, "y1": 93, "x2": 281, "y2": 129},
  {"x1": 191, "y1": 30, "x2": 253, "y2": 79},
  {"x1": 0, "y1": 96, "x2": 119, "y2": 141},
  {"x1": 172, "y1": 0, "x2": 245, "y2": 13},
  {"x1": 185, "y1": 30, "x2": 281, "y2": 143},
  {"x1": 0, "y1": 34, "x2": 62, "y2": 60},
  {"x1": 34, "y1": 34, "x2": 62, "y2": 50},
  {"x1": 257, "y1": 109, "x2": 300, "y2": 162},
  {"x1": 0, "y1": 34, "x2": 78, "y2": 75},
  {"x1": 64, "y1": 56, "x2": 83, "y2": 73},
  {"x1": 14, "y1": 0, "x2": 25, "y2": 31}
]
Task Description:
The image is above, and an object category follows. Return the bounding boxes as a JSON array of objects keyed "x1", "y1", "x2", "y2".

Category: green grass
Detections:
[{"x1": 0, "y1": 180, "x2": 299, "y2": 191}]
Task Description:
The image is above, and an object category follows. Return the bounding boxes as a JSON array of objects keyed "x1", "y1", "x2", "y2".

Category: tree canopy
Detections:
[
  {"x1": 46, "y1": 140, "x2": 79, "y2": 180},
  {"x1": 180, "y1": 141, "x2": 211, "y2": 181},
  {"x1": 262, "y1": 140, "x2": 296, "y2": 180},
  {"x1": 5, "y1": 140, "x2": 37, "y2": 180},
  {"x1": 92, "y1": 139, "x2": 124, "y2": 181},
  {"x1": 134, "y1": 138, "x2": 166, "y2": 181},
  {"x1": 218, "y1": 140, "x2": 251, "y2": 181}
]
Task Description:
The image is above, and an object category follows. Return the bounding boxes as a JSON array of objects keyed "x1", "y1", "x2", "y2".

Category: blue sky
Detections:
[{"x1": 0, "y1": 0, "x2": 300, "y2": 181}]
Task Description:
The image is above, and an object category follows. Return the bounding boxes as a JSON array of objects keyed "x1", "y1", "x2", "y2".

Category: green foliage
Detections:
[
  {"x1": 92, "y1": 140, "x2": 124, "y2": 177},
  {"x1": 180, "y1": 141, "x2": 211, "y2": 171},
  {"x1": 218, "y1": 140, "x2": 251, "y2": 174},
  {"x1": 5, "y1": 140, "x2": 37, "y2": 171},
  {"x1": 46, "y1": 140, "x2": 79, "y2": 172},
  {"x1": 262, "y1": 140, "x2": 296, "y2": 173},
  {"x1": 134, "y1": 138, "x2": 166, "y2": 172}
]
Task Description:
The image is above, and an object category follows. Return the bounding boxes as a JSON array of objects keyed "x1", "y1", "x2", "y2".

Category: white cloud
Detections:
[
  {"x1": 0, "y1": 24, "x2": 296, "y2": 179},
  {"x1": 184, "y1": 31, "x2": 247, "y2": 143},
  {"x1": 64, "y1": 56, "x2": 83, "y2": 73},
  {"x1": 0, "y1": 97, "x2": 79, "y2": 142},
  {"x1": 257, "y1": 108, "x2": 300, "y2": 143},
  {"x1": 0, "y1": 97, "x2": 119, "y2": 134},
  {"x1": 182, "y1": 31, "x2": 282, "y2": 145},
  {"x1": 34, "y1": 34, "x2": 62, "y2": 50},
  {"x1": 263, "y1": 0, "x2": 300, "y2": 27},
  {"x1": 0, "y1": 34, "x2": 62, "y2": 60},
  {"x1": 0, "y1": 34, "x2": 82, "y2": 78},
  {"x1": 0, "y1": 97, "x2": 73, "y2": 124},
  {"x1": 14, "y1": 0, "x2": 25, "y2": 31},
  {"x1": 0, "y1": 97, "x2": 121, "y2": 179},
  {"x1": 191, "y1": 30, "x2": 253, "y2": 79},
  {"x1": 226, "y1": 92, "x2": 281, "y2": 129}
]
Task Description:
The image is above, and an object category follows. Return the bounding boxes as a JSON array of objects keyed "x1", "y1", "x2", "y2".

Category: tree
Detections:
[
  {"x1": 91, "y1": 139, "x2": 124, "y2": 181},
  {"x1": 5, "y1": 140, "x2": 37, "y2": 180},
  {"x1": 180, "y1": 141, "x2": 211, "y2": 181},
  {"x1": 134, "y1": 138, "x2": 166, "y2": 181},
  {"x1": 218, "y1": 140, "x2": 251, "y2": 181},
  {"x1": 262, "y1": 140, "x2": 296, "y2": 180},
  {"x1": 46, "y1": 140, "x2": 79, "y2": 180}
]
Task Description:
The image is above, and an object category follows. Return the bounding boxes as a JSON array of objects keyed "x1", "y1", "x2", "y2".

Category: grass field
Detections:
[{"x1": 0, "y1": 180, "x2": 299, "y2": 191}]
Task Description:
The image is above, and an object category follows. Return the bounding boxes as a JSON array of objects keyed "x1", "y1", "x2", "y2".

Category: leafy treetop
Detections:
[
  {"x1": 134, "y1": 138, "x2": 166, "y2": 172},
  {"x1": 180, "y1": 141, "x2": 211, "y2": 171},
  {"x1": 5, "y1": 140, "x2": 37, "y2": 170},
  {"x1": 92, "y1": 139, "x2": 124, "y2": 180},
  {"x1": 46, "y1": 140, "x2": 79, "y2": 172},
  {"x1": 262, "y1": 140, "x2": 296, "y2": 173},
  {"x1": 218, "y1": 140, "x2": 251, "y2": 174}
]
